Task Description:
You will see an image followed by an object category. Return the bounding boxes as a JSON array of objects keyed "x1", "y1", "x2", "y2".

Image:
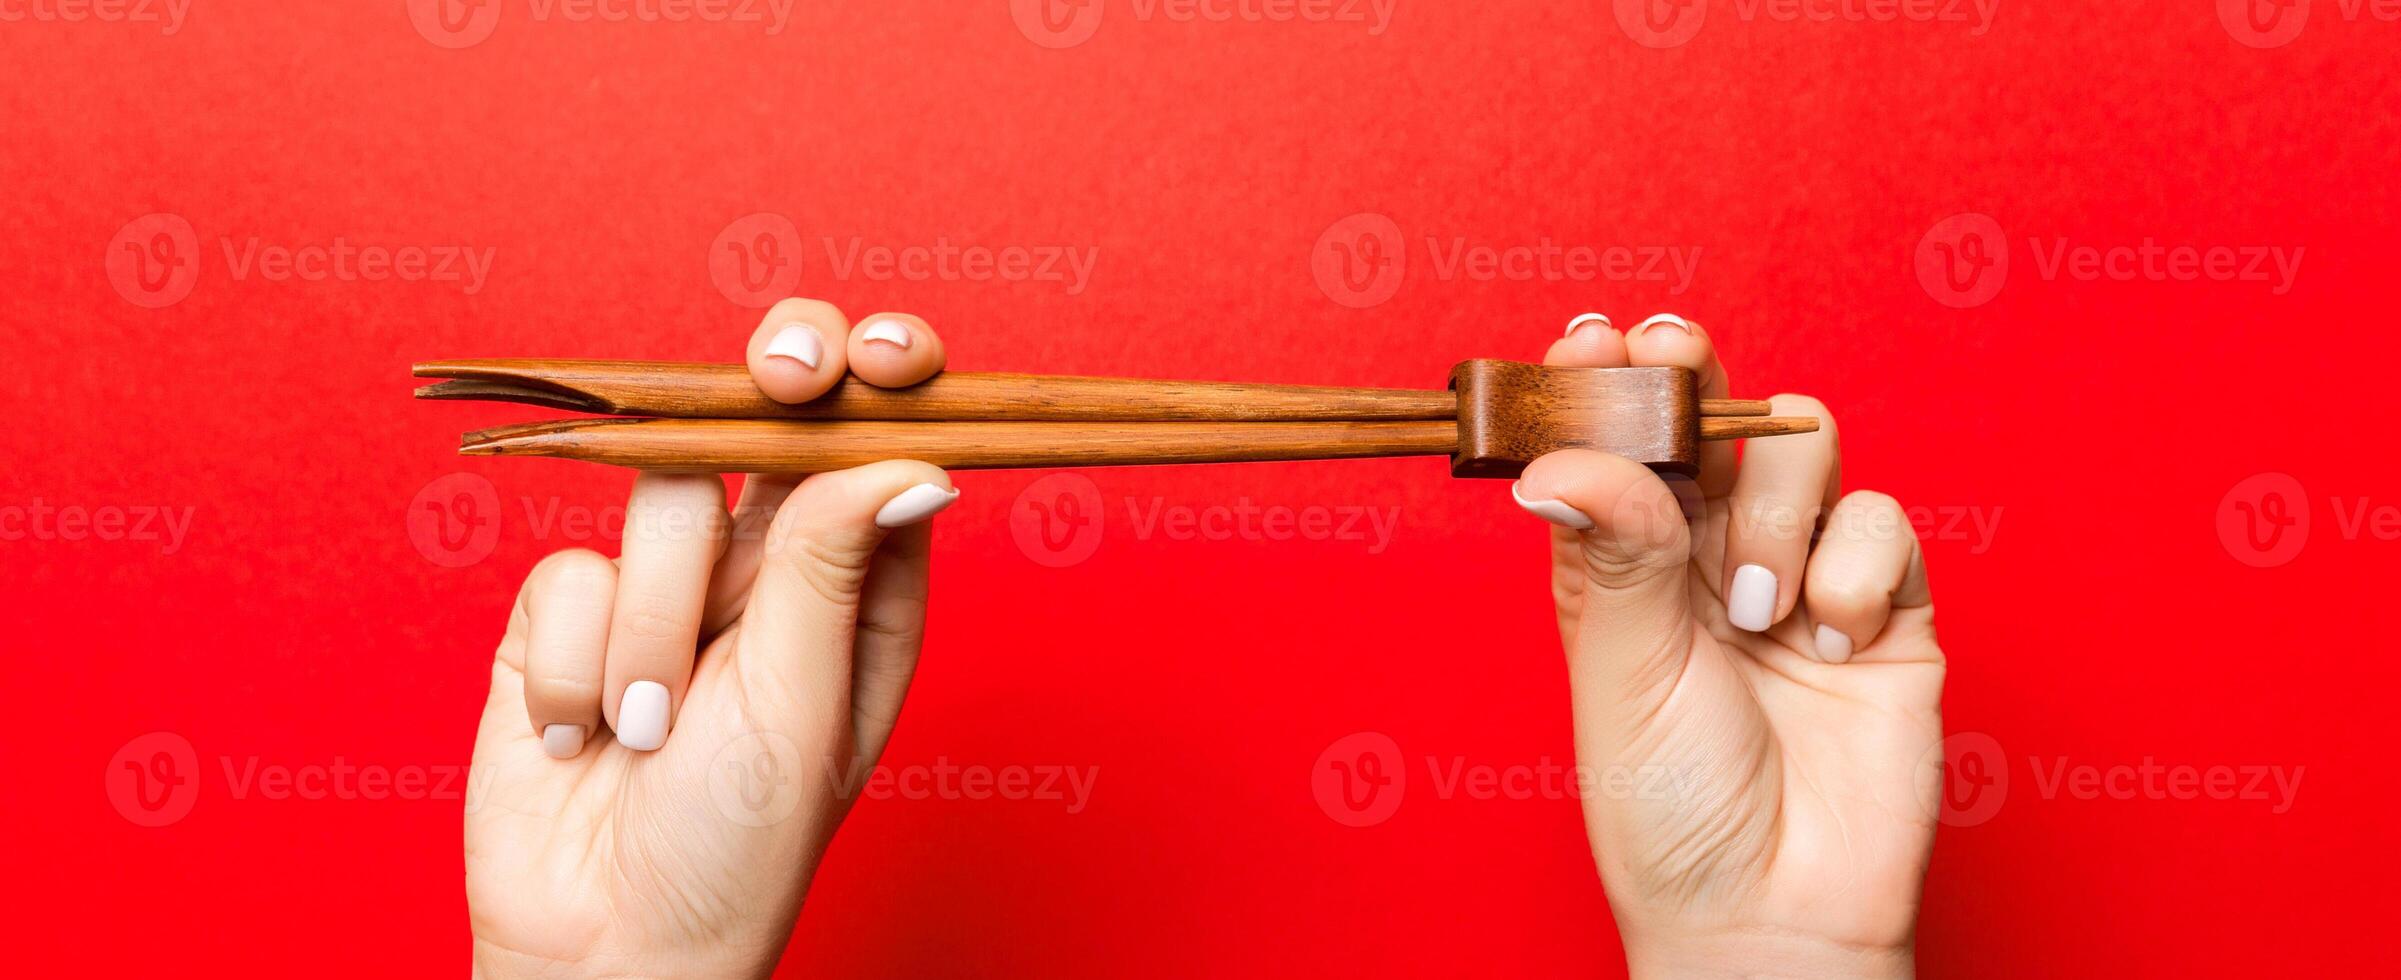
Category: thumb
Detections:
[
  {"x1": 737, "y1": 460, "x2": 958, "y2": 749},
  {"x1": 1512, "y1": 450, "x2": 1698, "y2": 716}
]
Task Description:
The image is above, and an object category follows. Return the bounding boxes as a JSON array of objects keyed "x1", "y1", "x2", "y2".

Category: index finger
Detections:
[
  {"x1": 745, "y1": 297, "x2": 853, "y2": 403},
  {"x1": 1624, "y1": 313, "x2": 1737, "y2": 497}
]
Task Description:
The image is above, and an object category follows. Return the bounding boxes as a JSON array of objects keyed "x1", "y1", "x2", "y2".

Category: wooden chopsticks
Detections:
[{"x1": 414, "y1": 360, "x2": 1818, "y2": 474}]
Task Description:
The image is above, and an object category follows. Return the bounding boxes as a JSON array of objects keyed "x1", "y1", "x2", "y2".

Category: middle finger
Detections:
[{"x1": 601, "y1": 472, "x2": 729, "y2": 751}]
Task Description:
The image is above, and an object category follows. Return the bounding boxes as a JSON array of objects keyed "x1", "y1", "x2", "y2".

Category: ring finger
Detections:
[{"x1": 1720, "y1": 393, "x2": 1840, "y2": 633}]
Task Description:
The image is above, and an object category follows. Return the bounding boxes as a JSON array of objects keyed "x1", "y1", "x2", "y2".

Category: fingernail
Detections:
[
  {"x1": 860, "y1": 319, "x2": 913, "y2": 349},
  {"x1": 1511, "y1": 482, "x2": 1595, "y2": 530},
  {"x1": 1563, "y1": 312, "x2": 1613, "y2": 337},
  {"x1": 874, "y1": 483, "x2": 960, "y2": 528},
  {"x1": 1814, "y1": 624, "x2": 1855, "y2": 665},
  {"x1": 765, "y1": 325, "x2": 823, "y2": 369},
  {"x1": 1728, "y1": 564, "x2": 1777, "y2": 631},
  {"x1": 541, "y1": 724, "x2": 586, "y2": 759},
  {"x1": 1634, "y1": 313, "x2": 1694, "y2": 336},
  {"x1": 618, "y1": 681, "x2": 671, "y2": 752}
]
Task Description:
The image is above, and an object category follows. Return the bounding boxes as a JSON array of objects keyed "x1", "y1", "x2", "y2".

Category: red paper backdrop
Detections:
[{"x1": 5, "y1": 2, "x2": 2393, "y2": 976}]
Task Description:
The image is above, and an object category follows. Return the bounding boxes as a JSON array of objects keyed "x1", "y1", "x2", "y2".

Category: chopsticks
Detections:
[{"x1": 414, "y1": 359, "x2": 1819, "y2": 475}]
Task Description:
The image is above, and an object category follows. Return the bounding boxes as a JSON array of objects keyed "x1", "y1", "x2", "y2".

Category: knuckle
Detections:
[
  {"x1": 1807, "y1": 573, "x2": 1886, "y2": 616},
  {"x1": 785, "y1": 534, "x2": 874, "y2": 606},
  {"x1": 767, "y1": 296, "x2": 843, "y2": 324},
  {"x1": 1579, "y1": 538, "x2": 1687, "y2": 584},
  {"x1": 614, "y1": 600, "x2": 694, "y2": 644},
  {"x1": 1769, "y1": 392, "x2": 1831, "y2": 418},
  {"x1": 1840, "y1": 489, "x2": 1904, "y2": 519},
  {"x1": 524, "y1": 674, "x2": 602, "y2": 708},
  {"x1": 534, "y1": 548, "x2": 616, "y2": 591}
]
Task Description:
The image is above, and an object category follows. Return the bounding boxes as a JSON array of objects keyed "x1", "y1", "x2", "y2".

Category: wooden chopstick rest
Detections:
[{"x1": 415, "y1": 359, "x2": 1818, "y2": 477}]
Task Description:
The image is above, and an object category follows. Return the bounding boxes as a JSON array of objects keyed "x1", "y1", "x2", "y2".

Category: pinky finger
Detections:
[{"x1": 1800, "y1": 491, "x2": 1929, "y2": 664}]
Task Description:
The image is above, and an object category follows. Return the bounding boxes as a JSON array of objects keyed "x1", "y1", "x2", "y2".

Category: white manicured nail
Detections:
[
  {"x1": 860, "y1": 319, "x2": 913, "y2": 348},
  {"x1": 764, "y1": 325, "x2": 823, "y2": 369},
  {"x1": 617, "y1": 681, "x2": 671, "y2": 752},
  {"x1": 1564, "y1": 313, "x2": 1612, "y2": 337},
  {"x1": 1511, "y1": 482, "x2": 1594, "y2": 530},
  {"x1": 1728, "y1": 564, "x2": 1777, "y2": 632},
  {"x1": 1814, "y1": 624, "x2": 1855, "y2": 665},
  {"x1": 1635, "y1": 313, "x2": 1694, "y2": 335},
  {"x1": 540, "y1": 724, "x2": 585, "y2": 759},
  {"x1": 874, "y1": 483, "x2": 960, "y2": 528}
]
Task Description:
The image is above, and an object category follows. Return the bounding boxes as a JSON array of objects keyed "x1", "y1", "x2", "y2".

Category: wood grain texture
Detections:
[
  {"x1": 415, "y1": 360, "x2": 1457, "y2": 421},
  {"x1": 1700, "y1": 416, "x2": 1821, "y2": 440},
  {"x1": 421, "y1": 359, "x2": 1815, "y2": 476},
  {"x1": 1449, "y1": 361, "x2": 1699, "y2": 478},
  {"x1": 459, "y1": 419, "x2": 1462, "y2": 472}
]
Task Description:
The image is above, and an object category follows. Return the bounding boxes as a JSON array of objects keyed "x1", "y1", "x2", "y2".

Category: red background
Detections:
[{"x1": 6, "y1": 2, "x2": 2394, "y2": 976}]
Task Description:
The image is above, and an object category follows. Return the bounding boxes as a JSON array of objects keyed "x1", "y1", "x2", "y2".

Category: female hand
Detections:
[
  {"x1": 464, "y1": 299, "x2": 958, "y2": 979},
  {"x1": 1514, "y1": 314, "x2": 1943, "y2": 979}
]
